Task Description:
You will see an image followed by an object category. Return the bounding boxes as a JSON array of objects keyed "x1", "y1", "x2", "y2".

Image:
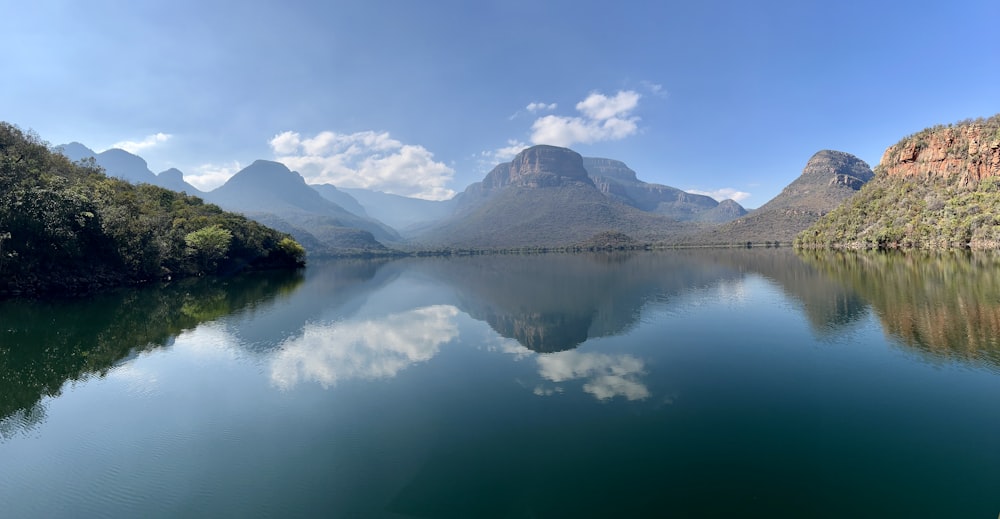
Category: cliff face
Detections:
[
  {"x1": 797, "y1": 114, "x2": 1000, "y2": 249},
  {"x1": 483, "y1": 145, "x2": 594, "y2": 189},
  {"x1": 880, "y1": 117, "x2": 1000, "y2": 184}
]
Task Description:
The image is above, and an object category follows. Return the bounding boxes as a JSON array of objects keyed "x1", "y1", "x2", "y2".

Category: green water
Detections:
[{"x1": 1, "y1": 250, "x2": 998, "y2": 518}]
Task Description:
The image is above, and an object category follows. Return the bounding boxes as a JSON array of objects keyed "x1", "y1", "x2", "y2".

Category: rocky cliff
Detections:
[
  {"x1": 879, "y1": 116, "x2": 1000, "y2": 183},
  {"x1": 704, "y1": 150, "x2": 873, "y2": 244},
  {"x1": 798, "y1": 114, "x2": 1000, "y2": 249},
  {"x1": 482, "y1": 145, "x2": 594, "y2": 190}
]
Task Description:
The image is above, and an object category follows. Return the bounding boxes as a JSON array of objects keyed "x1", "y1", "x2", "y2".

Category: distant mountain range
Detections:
[
  {"x1": 583, "y1": 157, "x2": 747, "y2": 222},
  {"x1": 57, "y1": 142, "x2": 205, "y2": 195},
  {"x1": 54, "y1": 138, "x2": 880, "y2": 253}
]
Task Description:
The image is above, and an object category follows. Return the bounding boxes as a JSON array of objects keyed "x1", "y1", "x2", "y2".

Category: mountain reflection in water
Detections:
[{"x1": 3, "y1": 250, "x2": 1000, "y2": 517}]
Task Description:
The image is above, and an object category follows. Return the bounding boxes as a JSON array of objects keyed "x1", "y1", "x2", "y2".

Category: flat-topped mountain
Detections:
[
  {"x1": 583, "y1": 157, "x2": 744, "y2": 222},
  {"x1": 706, "y1": 150, "x2": 873, "y2": 244},
  {"x1": 415, "y1": 146, "x2": 682, "y2": 248},
  {"x1": 484, "y1": 145, "x2": 593, "y2": 189},
  {"x1": 799, "y1": 114, "x2": 1000, "y2": 249}
]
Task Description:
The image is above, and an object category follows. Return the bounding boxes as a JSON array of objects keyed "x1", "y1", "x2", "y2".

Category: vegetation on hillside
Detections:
[
  {"x1": 797, "y1": 116, "x2": 1000, "y2": 249},
  {"x1": 0, "y1": 122, "x2": 305, "y2": 296}
]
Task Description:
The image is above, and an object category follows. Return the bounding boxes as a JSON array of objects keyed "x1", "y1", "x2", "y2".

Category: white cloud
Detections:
[
  {"x1": 480, "y1": 139, "x2": 529, "y2": 167},
  {"x1": 269, "y1": 305, "x2": 460, "y2": 390},
  {"x1": 105, "y1": 132, "x2": 172, "y2": 154},
  {"x1": 269, "y1": 130, "x2": 456, "y2": 200},
  {"x1": 482, "y1": 334, "x2": 535, "y2": 360},
  {"x1": 530, "y1": 90, "x2": 641, "y2": 147},
  {"x1": 685, "y1": 188, "x2": 751, "y2": 203},
  {"x1": 186, "y1": 160, "x2": 243, "y2": 191},
  {"x1": 536, "y1": 350, "x2": 650, "y2": 401},
  {"x1": 640, "y1": 80, "x2": 667, "y2": 98},
  {"x1": 526, "y1": 102, "x2": 557, "y2": 112},
  {"x1": 575, "y1": 90, "x2": 640, "y2": 120}
]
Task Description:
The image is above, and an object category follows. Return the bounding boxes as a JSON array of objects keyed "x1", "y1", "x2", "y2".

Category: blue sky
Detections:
[{"x1": 4, "y1": 0, "x2": 998, "y2": 206}]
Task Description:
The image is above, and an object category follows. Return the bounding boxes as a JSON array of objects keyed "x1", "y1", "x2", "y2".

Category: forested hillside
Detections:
[{"x1": 0, "y1": 123, "x2": 305, "y2": 296}]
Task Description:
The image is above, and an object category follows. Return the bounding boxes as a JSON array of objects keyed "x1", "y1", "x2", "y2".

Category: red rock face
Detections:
[{"x1": 881, "y1": 123, "x2": 1000, "y2": 185}]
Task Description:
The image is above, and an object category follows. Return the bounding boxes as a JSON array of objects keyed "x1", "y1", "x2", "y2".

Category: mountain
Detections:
[
  {"x1": 798, "y1": 115, "x2": 1000, "y2": 249},
  {"x1": 2, "y1": 123, "x2": 304, "y2": 297},
  {"x1": 205, "y1": 160, "x2": 400, "y2": 251},
  {"x1": 697, "y1": 198, "x2": 749, "y2": 223},
  {"x1": 55, "y1": 142, "x2": 97, "y2": 162},
  {"x1": 311, "y1": 184, "x2": 369, "y2": 217},
  {"x1": 340, "y1": 188, "x2": 458, "y2": 234},
  {"x1": 704, "y1": 150, "x2": 874, "y2": 244},
  {"x1": 415, "y1": 145, "x2": 682, "y2": 248},
  {"x1": 155, "y1": 168, "x2": 204, "y2": 196},
  {"x1": 582, "y1": 157, "x2": 745, "y2": 222},
  {"x1": 55, "y1": 142, "x2": 202, "y2": 195},
  {"x1": 55, "y1": 142, "x2": 157, "y2": 184}
]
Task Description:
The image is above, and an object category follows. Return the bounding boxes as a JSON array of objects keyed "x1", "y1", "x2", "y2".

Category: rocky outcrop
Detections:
[
  {"x1": 415, "y1": 146, "x2": 684, "y2": 248},
  {"x1": 705, "y1": 150, "x2": 872, "y2": 244},
  {"x1": 797, "y1": 114, "x2": 1000, "y2": 250},
  {"x1": 770, "y1": 150, "x2": 874, "y2": 210},
  {"x1": 879, "y1": 116, "x2": 1000, "y2": 185},
  {"x1": 483, "y1": 145, "x2": 594, "y2": 190}
]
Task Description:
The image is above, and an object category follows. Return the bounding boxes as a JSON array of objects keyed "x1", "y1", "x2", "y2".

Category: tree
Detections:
[{"x1": 185, "y1": 225, "x2": 232, "y2": 273}]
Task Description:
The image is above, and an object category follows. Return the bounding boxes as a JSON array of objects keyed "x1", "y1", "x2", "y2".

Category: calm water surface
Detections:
[{"x1": 1, "y1": 250, "x2": 998, "y2": 518}]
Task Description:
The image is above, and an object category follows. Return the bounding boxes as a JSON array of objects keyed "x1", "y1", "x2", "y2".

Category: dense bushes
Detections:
[
  {"x1": 0, "y1": 122, "x2": 305, "y2": 296},
  {"x1": 796, "y1": 173, "x2": 1000, "y2": 250}
]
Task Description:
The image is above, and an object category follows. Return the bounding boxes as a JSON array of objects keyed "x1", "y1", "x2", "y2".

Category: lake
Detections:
[{"x1": 1, "y1": 249, "x2": 998, "y2": 518}]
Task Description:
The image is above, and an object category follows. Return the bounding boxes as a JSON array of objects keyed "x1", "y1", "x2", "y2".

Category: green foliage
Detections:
[
  {"x1": 185, "y1": 224, "x2": 233, "y2": 272},
  {"x1": 796, "y1": 172, "x2": 1000, "y2": 250},
  {"x1": 797, "y1": 115, "x2": 1000, "y2": 250},
  {"x1": 0, "y1": 121, "x2": 305, "y2": 296},
  {"x1": 277, "y1": 237, "x2": 306, "y2": 261}
]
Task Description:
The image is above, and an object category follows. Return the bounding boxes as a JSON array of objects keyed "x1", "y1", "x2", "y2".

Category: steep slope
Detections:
[
  {"x1": 583, "y1": 157, "x2": 743, "y2": 221},
  {"x1": 799, "y1": 115, "x2": 1000, "y2": 249},
  {"x1": 311, "y1": 184, "x2": 369, "y2": 218},
  {"x1": 156, "y1": 168, "x2": 205, "y2": 196},
  {"x1": 205, "y1": 160, "x2": 400, "y2": 250},
  {"x1": 340, "y1": 187, "x2": 457, "y2": 234},
  {"x1": 415, "y1": 146, "x2": 681, "y2": 248},
  {"x1": 705, "y1": 150, "x2": 873, "y2": 244}
]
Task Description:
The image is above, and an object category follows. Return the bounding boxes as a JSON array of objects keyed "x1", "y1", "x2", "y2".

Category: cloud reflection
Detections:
[
  {"x1": 536, "y1": 351, "x2": 650, "y2": 401},
  {"x1": 269, "y1": 305, "x2": 460, "y2": 390}
]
